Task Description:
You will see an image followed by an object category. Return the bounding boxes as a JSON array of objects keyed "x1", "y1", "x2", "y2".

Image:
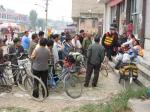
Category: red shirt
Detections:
[{"x1": 63, "y1": 58, "x2": 72, "y2": 68}]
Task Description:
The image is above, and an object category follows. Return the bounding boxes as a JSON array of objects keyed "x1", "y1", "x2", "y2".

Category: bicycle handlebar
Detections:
[{"x1": 7, "y1": 52, "x2": 29, "y2": 59}]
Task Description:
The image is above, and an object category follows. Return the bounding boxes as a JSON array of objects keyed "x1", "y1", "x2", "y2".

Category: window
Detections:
[
  {"x1": 120, "y1": 1, "x2": 125, "y2": 14},
  {"x1": 131, "y1": 0, "x2": 137, "y2": 13},
  {"x1": 130, "y1": 0, "x2": 142, "y2": 35},
  {"x1": 111, "y1": 6, "x2": 117, "y2": 23},
  {"x1": 80, "y1": 18, "x2": 85, "y2": 23}
]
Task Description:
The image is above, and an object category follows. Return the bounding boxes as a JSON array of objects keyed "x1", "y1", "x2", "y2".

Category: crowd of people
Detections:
[
  {"x1": 101, "y1": 22, "x2": 143, "y2": 70},
  {"x1": 0, "y1": 23, "x2": 143, "y2": 97}
]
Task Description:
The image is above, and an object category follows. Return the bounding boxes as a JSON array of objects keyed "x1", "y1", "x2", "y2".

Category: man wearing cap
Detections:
[
  {"x1": 102, "y1": 25, "x2": 118, "y2": 61},
  {"x1": 84, "y1": 36, "x2": 105, "y2": 87}
]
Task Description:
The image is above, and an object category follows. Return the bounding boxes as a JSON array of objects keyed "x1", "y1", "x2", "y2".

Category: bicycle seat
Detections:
[{"x1": 17, "y1": 59, "x2": 29, "y2": 65}]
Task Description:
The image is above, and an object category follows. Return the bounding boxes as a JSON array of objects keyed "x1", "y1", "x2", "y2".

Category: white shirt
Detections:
[
  {"x1": 71, "y1": 39, "x2": 82, "y2": 49},
  {"x1": 122, "y1": 39, "x2": 134, "y2": 48},
  {"x1": 52, "y1": 42, "x2": 63, "y2": 64}
]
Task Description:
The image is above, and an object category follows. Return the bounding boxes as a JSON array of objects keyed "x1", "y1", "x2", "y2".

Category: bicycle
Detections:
[
  {"x1": 2, "y1": 53, "x2": 30, "y2": 91},
  {"x1": 0, "y1": 63, "x2": 12, "y2": 93},
  {"x1": 116, "y1": 47, "x2": 139, "y2": 89},
  {"x1": 119, "y1": 60, "x2": 138, "y2": 89},
  {"x1": 1, "y1": 53, "x2": 47, "y2": 102},
  {"x1": 48, "y1": 60, "x2": 83, "y2": 99},
  {"x1": 100, "y1": 56, "x2": 109, "y2": 77},
  {"x1": 69, "y1": 52, "x2": 87, "y2": 77},
  {"x1": 17, "y1": 58, "x2": 48, "y2": 102}
]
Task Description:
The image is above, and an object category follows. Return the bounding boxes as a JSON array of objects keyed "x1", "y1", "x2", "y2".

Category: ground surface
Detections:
[{"x1": 0, "y1": 69, "x2": 123, "y2": 112}]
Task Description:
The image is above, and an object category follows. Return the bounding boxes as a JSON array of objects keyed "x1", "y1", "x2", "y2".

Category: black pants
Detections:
[
  {"x1": 32, "y1": 69, "x2": 48, "y2": 97},
  {"x1": 85, "y1": 63, "x2": 101, "y2": 86},
  {"x1": 105, "y1": 47, "x2": 113, "y2": 60}
]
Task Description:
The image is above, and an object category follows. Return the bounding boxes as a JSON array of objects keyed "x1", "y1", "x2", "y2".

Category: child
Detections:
[{"x1": 62, "y1": 55, "x2": 76, "y2": 75}]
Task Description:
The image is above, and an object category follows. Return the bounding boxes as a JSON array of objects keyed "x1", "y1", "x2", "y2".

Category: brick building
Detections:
[
  {"x1": 0, "y1": 5, "x2": 29, "y2": 31},
  {"x1": 72, "y1": 0, "x2": 104, "y2": 34}
]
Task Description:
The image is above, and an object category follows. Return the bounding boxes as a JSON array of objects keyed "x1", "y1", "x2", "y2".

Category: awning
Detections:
[{"x1": 108, "y1": 0, "x2": 123, "y2": 7}]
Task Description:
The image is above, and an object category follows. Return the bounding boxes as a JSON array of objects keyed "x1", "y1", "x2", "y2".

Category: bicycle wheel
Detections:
[
  {"x1": 64, "y1": 74, "x2": 82, "y2": 99},
  {"x1": 24, "y1": 75, "x2": 47, "y2": 102},
  {"x1": 100, "y1": 65, "x2": 108, "y2": 77},
  {"x1": 0, "y1": 85, "x2": 12, "y2": 93},
  {"x1": 0, "y1": 73, "x2": 12, "y2": 93},
  {"x1": 16, "y1": 69, "x2": 27, "y2": 91}
]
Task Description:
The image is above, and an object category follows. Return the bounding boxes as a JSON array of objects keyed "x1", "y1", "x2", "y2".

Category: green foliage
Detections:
[
  {"x1": 29, "y1": 10, "x2": 38, "y2": 30},
  {"x1": 37, "y1": 18, "x2": 46, "y2": 30},
  {"x1": 0, "y1": 107, "x2": 29, "y2": 112},
  {"x1": 64, "y1": 87, "x2": 148, "y2": 112}
]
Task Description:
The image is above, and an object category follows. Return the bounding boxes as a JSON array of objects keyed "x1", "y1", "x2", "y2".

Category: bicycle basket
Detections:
[{"x1": 119, "y1": 63, "x2": 138, "y2": 76}]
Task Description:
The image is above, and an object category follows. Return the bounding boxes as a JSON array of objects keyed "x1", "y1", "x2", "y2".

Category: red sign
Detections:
[{"x1": 108, "y1": 0, "x2": 123, "y2": 7}]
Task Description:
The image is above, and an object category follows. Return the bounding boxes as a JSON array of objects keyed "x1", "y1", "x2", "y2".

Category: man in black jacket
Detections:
[
  {"x1": 84, "y1": 36, "x2": 105, "y2": 87},
  {"x1": 8, "y1": 38, "x2": 24, "y2": 85}
]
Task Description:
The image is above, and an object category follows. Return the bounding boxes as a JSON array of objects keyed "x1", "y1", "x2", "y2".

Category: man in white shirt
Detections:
[
  {"x1": 52, "y1": 34, "x2": 64, "y2": 66},
  {"x1": 121, "y1": 34, "x2": 135, "y2": 48}
]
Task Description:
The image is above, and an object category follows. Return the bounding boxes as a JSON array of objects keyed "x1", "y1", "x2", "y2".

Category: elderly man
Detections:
[{"x1": 84, "y1": 36, "x2": 105, "y2": 87}]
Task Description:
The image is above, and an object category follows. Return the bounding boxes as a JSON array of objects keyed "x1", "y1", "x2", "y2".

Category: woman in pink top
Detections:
[{"x1": 127, "y1": 20, "x2": 134, "y2": 36}]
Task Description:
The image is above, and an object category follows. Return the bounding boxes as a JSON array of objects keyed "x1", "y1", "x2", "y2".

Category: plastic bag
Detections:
[
  {"x1": 115, "y1": 53, "x2": 123, "y2": 62},
  {"x1": 47, "y1": 74, "x2": 59, "y2": 87},
  {"x1": 122, "y1": 53, "x2": 130, "y2": 63}
]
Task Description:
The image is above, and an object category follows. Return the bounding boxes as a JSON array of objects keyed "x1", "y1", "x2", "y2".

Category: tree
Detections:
[
  {"x1": 29, "y1": 10, "x2": 38, "y2": 30},
  {"x1": 37, "y1": 18, "x2": 46, "y2": 31}
]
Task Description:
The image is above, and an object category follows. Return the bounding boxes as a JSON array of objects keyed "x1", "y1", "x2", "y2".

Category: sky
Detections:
[{"x1": 0, "y1": 0, "x2": 72, "y2": 21}]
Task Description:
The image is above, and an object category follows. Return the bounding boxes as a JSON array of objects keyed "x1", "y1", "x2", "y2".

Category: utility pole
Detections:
[{"x1": 45, "y1": 0, "x2": 48, "y2": 38}]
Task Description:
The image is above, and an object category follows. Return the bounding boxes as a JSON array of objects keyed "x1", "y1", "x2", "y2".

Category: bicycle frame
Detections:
[{"x1": 48, "y1": 65, "x2": 73, "y2": 86}]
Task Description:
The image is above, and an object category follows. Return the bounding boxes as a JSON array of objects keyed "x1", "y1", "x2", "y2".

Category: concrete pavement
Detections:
[{"x1": 129, "y1": 99, "x2": 150, "y2": 112}]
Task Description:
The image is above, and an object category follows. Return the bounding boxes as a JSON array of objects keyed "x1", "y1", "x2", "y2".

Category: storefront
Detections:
[{"x1": 99, "y1": 0, "x2": 146, "y2": 47}]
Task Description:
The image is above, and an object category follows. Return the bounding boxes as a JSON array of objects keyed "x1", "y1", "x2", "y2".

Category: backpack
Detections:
[
  {"x1": 69, "y1": 52, "x2": 84, "y2": 62},
  {"x1": 138, "y1": 48, "x2": 144, "y2": 57}
]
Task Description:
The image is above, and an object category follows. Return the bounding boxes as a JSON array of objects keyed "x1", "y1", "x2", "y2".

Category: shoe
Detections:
[
  {"x1": 14, "y1": 83, "x2": 18, "y2": 87},
  {"x1": 84, "y1": 84, "x2": 88, "y2": 87},
  {"x1": 92, "y1": 84, "x2": 97, "y2": 87}
]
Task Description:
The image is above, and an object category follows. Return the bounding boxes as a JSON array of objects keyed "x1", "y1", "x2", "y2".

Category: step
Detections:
[
  {"x1": 129, "y1": 99, "x2": 150, "y2": 112},
  {"x1": 137, "y1": 64, "x2": 150, "y2": 83},
  {"x1": 109, "y1": 59, "x2": 150, "y2": 88},
  {"x1": 137, "y1": 71, "x2": 150, "y2": 87},
  {"x1": 139, "y1": 57, "x2": 150, "y2": 70},
  {"x1": 112, "y1": 56, "x2": 150, "y2": 82}
]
